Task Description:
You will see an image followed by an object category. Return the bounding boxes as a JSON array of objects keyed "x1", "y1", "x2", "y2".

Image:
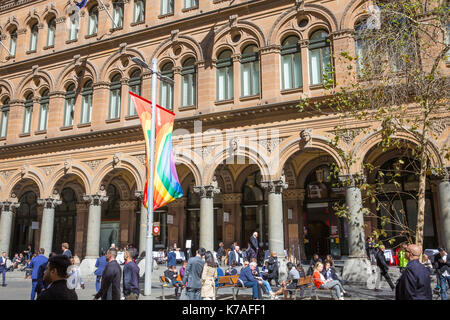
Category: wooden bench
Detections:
[
  {"x1": 214, "y1": 275, "x2": 239, "y2": 300},
  {"x1": 311, "y1": 276, "x2": 336, "y2": 300},
  {"x1": 284, "y1": 275, "x2": 315, "y2": 300},
  {"x1": 160, "y1": 275, "x2": 183, "y2": 300},
  {"x1": 232, "y1": 278, "x2": 259, "y2": 300}
]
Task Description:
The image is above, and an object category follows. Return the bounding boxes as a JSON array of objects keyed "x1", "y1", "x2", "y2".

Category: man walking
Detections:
[
  {"x1": 61, "y1": 243, "x2": 72, "y2": 259},
  {"x1": 182, "y1": 248, "x2": 205, "y2": 300},
  {"x1": 94, "y1": 248, "x2": 122, "y2": 300},
  {"x1": 94, "y1": 251, "x2": 107, "y2": 292},
  {"x1": 375, "y1": 245, "x2": 395, "y2": 291},
  {"x1": 395, "y1": 244, "x2": 431, "y2": 300},
  {"x1": 248, "y1": 232, "x2": 259, "y2": 262},
  {"x1": 123, "y1": 249, "x2": 140, "y2": 300},
  {"x1": 0, "y1": 252, "x2": 7, "y2": 287},
  {"x1": 434, "y1": 248, "x2": 450, "y2": 300},
  {"x1": 37, "y1": 255, "x2": 77, "y2": 300},
  {"x1": 29, "y1": 248, "x2": 48, "y2": 300},
  {"x1": 216, "y1": 242, "x2": 225, "y2": 266}
]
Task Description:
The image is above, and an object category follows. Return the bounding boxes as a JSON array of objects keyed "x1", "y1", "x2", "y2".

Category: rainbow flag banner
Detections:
[{"x1": 129, "y1": 92, "x2": 184, "y2": 210}]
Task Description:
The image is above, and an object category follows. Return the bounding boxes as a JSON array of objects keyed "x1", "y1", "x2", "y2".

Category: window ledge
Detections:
[
  {"x1": 309, "y1": 84, "x2": 325, "y2": 90},
  {"x1": 239, "y1": 94, "x2": 260, "y2": 102},
  {"x1": 109, "y1": 27, "x2": 123, "y2": 32},
  {"x1": 280, "y1": 87, "x2": 303, "y2": 95},
  {"x1": 0, "y1": 137, "x2": 6, "y2": 141},
  {"x1": 182, "y1": 6, "x2": 199, "y2": 13},
  {"x1": 26, "y1": 50, "x2": 36, "y2": 54},
  {"x1": 213, "y1": 0, "x2": 230, "y2": 3},
  {"x1": 105, "y1": 118, "x2": 121, "y2": 123},
  {"x1": 77, "y1": 122, "x2": 91, "y2": 128},
  {"x1": 178, "y1": 105, "x2": 196, "y2": 111},
  {"x1": 43, "y1": 45, "x2": 54, "y2": 50},
  {"x1": 125, "y1": 115, "x2": 139, "y2": 120},
  {"x1": 66, "y1": 39, "x2": 78, "y2": 44},
  {"x1": 19, "y1": 133, "x2": 31, "y2": 138},
  {"x1": 214, "y1": 99, "x2": 234, "y2": 105},
  {"x1": 60, "y1": 125, "x2": 73, "y2": 131},
  {"x1": 158, "y1": 13, "x2": 174, "y2": 19},
  {"x1": 85, "y1": 33, "x2": 97, "y2": 39},
  {"x1": 130, "y1": 21, "x2": 145, "y2": 27},
  {"x1": 34, "y1": 130, "x2": 47, "y2": 135},
  {"x1": 5, "y1": 55, "x2": 15, "y2": 60}
]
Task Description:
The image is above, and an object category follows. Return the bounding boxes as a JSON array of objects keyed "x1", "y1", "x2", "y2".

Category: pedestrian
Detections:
[
  {"x1": 61, "y1": 243, "x2": 72, "y2": 259},
  {"x1": 67, "y1": 257, "x2": 85, "y2": 291},
  {"x1": 398, "y1": 243, "x2": 408, "y2": 273},
  {"x1": 0, "y1": 252, "x2": 7, "y2": 287},
  {"x1": 201, "y1": 251, "x2": 218, "y2": 300},
  {"x1": 24, "y1": 245, "x2": 32, "y2": 261},
  {"x1": 248, "y1": 232, "x2": 259, "y2": 262},
  {"x1": 94, "y1": 251, "x2": 107, "y2": 292},
  {"x1": 238, "y1": 261, "x2": 263, "y2": 300},
  {"x1": 216, "y1": 242, "x2": 225, "y2": 267},
  {"x1": 167, "y1": 247, "x2": 176, "y2": 267},
  {"x1": 164, "y1": 265, "x2": 182, "y2": 299},
  {"x1": 35, "y1": 252, "x2": 56, "y2": 298},
  {"x1": 267, "y1": 251, "x2": 279, "y2": 286},
  {"x1": 94, "y1": 248, "x2": 122, "y2": 300},
  {"x1": 228, "y1": 245, "x2": 243, "y2": 267},
  {"x1": 421, "y1": 254, "x2": 433, "y2": 271},
  {"x1": 307, "y1": 253, "x2": 322, "y2": 276},
  {"x1": 272, "y1": 262, "x2": 299, "y2": 300},
  {"x1": 182, "y1": 247, "x2": 206, "y2": 300},
  {"x1": 179, "y1": 260, "x2": 187, "y2": 279},
  {"x1": 374, "y1": 245, "x2": 395, "y2": 291},
  {"x1": 123, "y1": 249, "x2": 140, "y2": 300},
  {"x1": 434, "y1": 248, "x2": 450, "y2": 300},
  {"x1": 313, "y1": 262, "x2": 346, "y2": 300},
  {"x1": 36, "y1": 255, "x2": 77, "y2": 300},
  {"x1": 365, "y1": 237, "x2": 377, "y2": 263},
  {"x1": 395, "y1": 244, "x2": 432, "y2": 300},
  {"x1": 29, "y1": 248, "x2": 48, "y2": 300}
]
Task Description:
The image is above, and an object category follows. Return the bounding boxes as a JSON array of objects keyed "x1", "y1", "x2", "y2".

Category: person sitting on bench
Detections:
[
  {"x1": 238, "y1": 262, "x2": 263, "y2": 300},
  {"x1": 313, "y1": 262, "x2": 347, "y2": 300},
  {"x1": 225, "y1": 262, "x2": 238, "y2": 275},
  {"x1": 322, "y1": 260, "x2": 351, "y2": 297},
  {"x1": 164, "y1": 265, "x2": 182, "y2": 299},
  {"x1": 272, "y1": 262, "x2": 301, "y2": 299}
]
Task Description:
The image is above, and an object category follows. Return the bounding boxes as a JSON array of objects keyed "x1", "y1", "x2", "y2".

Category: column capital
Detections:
[
  {"x1": 430, "y1": 167, "x2": 450, "y2": 182},
  {"x1": 339, "y1": 173, "x2": 366, "y2": 188},
  {"x1": 261, "y1": 180, "x2": 288, "y2": 194},
  {"x1": 0, "y1": 200, "x2": 20, "y2": 212},
  {"x1": 83, "y1": 194, "x2": 109, "y2": 206},
  {"x1": 134, "y1": 191, "x2": 144, "y2": 199},
  {"x1": 37, "y1": 197, "x2": 62, "y2": 209},
  {"x1": 193, "y1": 185, "x2": 220, "y2": 199}
]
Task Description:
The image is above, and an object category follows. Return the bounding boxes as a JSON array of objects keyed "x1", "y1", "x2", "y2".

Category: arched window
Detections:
[
  {"x1": 309, "y1": 30, "x2": 331, "y2": 85},
  {"x1": 216, "y1": 50, "x2": 233, "y2": 101},
  {"x1": 181, "y1": 58, "x2": 196, "y2": 107},
  {"x1": 81, "y1": 80, "x2": 93, "y2": 124},
  {"x1": 63, "y1": 84, "x2": 75, "y2": 127},
  {"x1": 184, "y1": 0, "x2": 198, "y2": 9},
  {"x1": 128, "y1": 69, "x2": 141, "y2": 116},
  {"x1": 354, "y1": 20, "x2": 367, "y2": 76},
  {"x1": 161, "y1": 0, "x2": 174, "y2": 15},
  {"x1": 109, "y1": 74, "x2": 122, "y2": 119},
  {"x1": 38, "y1": 89, "x2": 49, "y2": 131},
  {"x1": 134, "y1": 0, "x2": 145, "y2": 23},
  {"x1": 88, "y1": 5, "x2": 98, "y2": 35},
  {"x1": 241, "y1": 45, "x2": 260, "y2": 97},
  {"x1": 68, "y1": 12, "x2": 78, "y2": 40},
  {"x1": 281, "y1": 36, "x2": 302, "y2": 90},
  {"x1": 9, "y1": 28, "x2": 17, "y2": 56},
  {"x1": 23, "y1": 93, "x2": 34, "y2": 134},
  {"x1": 47, "y1": 18, "x2": 56, "y2": 47},
  {"x1": 29, "y1": 23, "x2": 38, "y2": 51},
  {"x1": 160, "y1": 62, "x2": 174, "y2": 110},
  {"x1": 0, "y1": 98, "x2": 10, "y2": 138},
  {"x1": 113, "y1": 0, "x2": 124, "y2": 28}
]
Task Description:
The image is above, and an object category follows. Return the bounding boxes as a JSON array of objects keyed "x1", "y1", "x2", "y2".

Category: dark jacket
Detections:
[
  {"x1": 62, "y1": 249, "x2": 72, "y2": 259},
  {"x1": 267, "y1": 256, "x2": 279, "y2": 276},
  {"x1": 365, "y1": 241, "x2": 376, "y2": 257},
  {"x1": 250, "y1": 236, "x2": 258, "y2": 251},
  {"x1": 36, "y1": 280, "x2": 78, "y2": 300},
  {"x1": 307, "y1": 258, "x2": 322, "y2": 276},
  {"x1": 94, "y1": 255, "x2": 107, "y2": 276},
  {"x1": 228, "y1": 250, "x2": 242, "y2": 267},
  {"x1": 123, "y1": 261, "x2": 140, "y2": 296},
  {"x1": 322, "y1": 267, "x2": 339, "y2": 281},
  {"x1": 95, "y1": 260, "x2": 122, "y2": 300},
  {"x1": 239, "y1": 266, "x2": 258, "y2": 284},
  {"x1": 376, "y1": 250, "x2": 390, "y2": 274},
  {"x1": 182, "y1": 255, "x2": 205, "y2": 289},
  {"x1": 216, "y1": 246, "x2": 225, "y2": 259},
  {"x1": 164, "y1": 269, "x2": 179, "y2": 284},
  {"x1": 167, "y1": 251, "x2": 176, "y2": 267},
  {"x1": 36, "y1": 262, "x2": 49, "y2": 294},
  {"x1": 395, "y1": 259, "x2": 432, "y2": 300},
  {"x1": 433, "y1": 253, "x2": 450, "y2": 275}
]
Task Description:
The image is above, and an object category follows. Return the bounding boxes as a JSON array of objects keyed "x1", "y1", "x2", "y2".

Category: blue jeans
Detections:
[
  {"x1": 187, "y1": 288, "x2": 201, "y2": 300},
  {"x1": 440, "y1": 275, "x2": 450, "y2": 300},
  {"x1": 0, "y1": 268, "x2": 6, "y2": 285},
  {"x1": 244, "y1": 281, "x2": 260, "y2": 299},
  {"x1": 96, "y1": 275, "x2": 101, "y2": 292},
  {"x1": 30, "y1": 280, "x2": 38, "y2": 300},
  {"x1": 261, "y1": 280, "x2": 272, "y2": 293}
]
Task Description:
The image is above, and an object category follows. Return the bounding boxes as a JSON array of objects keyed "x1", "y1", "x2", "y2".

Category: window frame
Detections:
[
  {"x1": 23, "y1": 94, "x2": 34, "y2": 134},
  {"x1": 216, "y1": 50, "x2": 234, "y2": 101},
  {"x1": 240, "y1": 45, "x2": 260, "y2": 97},
  {"x1": 181, "y1": 58, "x2": 197, "y2": 107},
  {"x1": 113, "y1": 0, "x2": 124, "y2": 28},
  {"x1": 38, "y1": 90, "x2": 50, "y2": 131},
  {"x1": 29, "y1": 23, "x2": 39, "y2": 52},
  {"x1": 0, "y1": 99, "x2": 10, "y2": 138},
  {"x1": 133, "y1": 0, "x2": 145, "y2": 23},
  {"x1": 161, "y1": 0, "x2": 174, "y2": 15},
  {"x1": 47, "y1": 17, "x2": 56, "y2": 47},
  {"x1": 280, "y1": 36, "x2": 302, "y2": 90},
  {"x1": 80, "y1": 81, "x2": 93, "y2": 124},
  {"x1": 88, "y1": 5, "x2": 99, "y2": 35},
  {"x1": 184, "y1": 0, "x2": 198, "y2": 9},
  {"x1": 308, "y1": 30, "x2": 331, "y2": 86},
  {"x1": 128, "y1": 70, "x2": 142, "y2": 116},
  {"x1": 159, "y1": 63, "x2": 174, "y2": 110},
  {"x1": 63, "y1": 85, "x2": 76, "y2": 127},
  {"x1": 109, "y1": 75, "x2": 122, "y2": 119}
]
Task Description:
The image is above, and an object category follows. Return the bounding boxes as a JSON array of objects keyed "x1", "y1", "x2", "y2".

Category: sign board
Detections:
[
  {"x1": 185, "y1": 240, "x2": 192, "y2": 249},
  {"x1": 223, "y1": 212, "x2": 229, "y2": 223},
  {"x1": 153, "y1": 222, "x2": 160, "y2": 236},
  {"x1": 31, "y1": 221, "x2": 39, "y2": 230},
  {"x1": 167, "y1": 215, "x2": 174, "y2": 225}
]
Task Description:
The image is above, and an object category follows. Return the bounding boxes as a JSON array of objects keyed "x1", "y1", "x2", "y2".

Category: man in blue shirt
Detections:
[
  {"x1": 94, "y1": 252, "x2": 108, "y2": 292},
  {"x1": 166, "y1": 248, "x2": 176, "y2": 267},
  {"x1": 123, "y1": 249, "x2": 140, "y2": 300},
  {"x1": 238, "y1": 262, "x2": 262, "y2": 300},
  {"x1": 29, "y1": 248, "x2": 48, "y2": 300}
]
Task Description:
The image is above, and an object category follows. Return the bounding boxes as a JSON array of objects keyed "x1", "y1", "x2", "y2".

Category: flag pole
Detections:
[
  {"x1": 0, "y1": 41, "x2": 11, "y2": 56},
  {"x1": 98, "y1": 0, "x2": 118, "y2": 29},
  {"x1": 144, "y1": 58, "x2": 158, "y2": 296}
]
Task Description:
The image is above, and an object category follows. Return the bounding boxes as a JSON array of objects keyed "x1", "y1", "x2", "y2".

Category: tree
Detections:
[{"x1": 298, "y1": 0, "x2": 450, "y2": 250}]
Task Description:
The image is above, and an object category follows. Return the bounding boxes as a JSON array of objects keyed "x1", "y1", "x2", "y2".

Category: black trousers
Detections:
[{"x1": 382, "y1": 272, "x2": 395, "y2": 290}]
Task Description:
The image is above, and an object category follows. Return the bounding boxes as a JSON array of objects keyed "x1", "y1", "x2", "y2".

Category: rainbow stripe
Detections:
[{"x1": 129, "y1": 92, "x2": 183, "y2": 210}]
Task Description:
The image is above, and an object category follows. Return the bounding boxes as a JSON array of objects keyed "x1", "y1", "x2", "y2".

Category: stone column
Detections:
[
  {"x1": 135, "y1": 191, "x2": 147, "y2": 255},
  {"x1": 37, "y1": 195, "x2": 62, "y2": 257},
  {"x1": 194, "y1": 184, "x2": 220, "y2": 251},
  {"x1": 261, "y1": 180, "x2": 288, "y2": 257},
  {"x1": 79, "y1": 191, "x2": 108, "y2": 277},
  {"x1": 435, "y1": 168, "x2": 450, "y2": 250},
  {"x1": 0, "y1": 196, "x2": 20, "y2": 256},
  {"x1": 339, "y1": 174, "x2": 371, "y2": 284}
]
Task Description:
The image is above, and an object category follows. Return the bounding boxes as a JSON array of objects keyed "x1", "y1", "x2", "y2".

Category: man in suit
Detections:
[
  {"x1": 228, "y1": 245, "x2": 243, "y2": 267},
  {"x1": 375, "y1": 245, "x2": 395, "y2": 291},
  {"x1": 29, "y1": 248, "x2": 48, "y2": 300},
  {"x1": 182, "y1": 247, "x2": 206, "y2": 300},
  {"x1": 238, "y1": 262, "x2": 262, "y2": 300},
  {"x1": 37, "y1": 255, "x2": 77, "y2": 300},
  {"x1": 248, "y1": 232, "x2": 259, "y2": 262},
  {"x1": 0, "y1": 252, "x2": 7, "y2": 287},
  {"x1": 395, "y1": 244, "x2": 432, "y2": 300},
  {"x1": 94, "y1": 252, "x2": 108, "y2": 292},
  {"x1": 35, "y1": 252, "x2": 56, "y2": 297},
  {"x1": 94, "y1": 248, "x2": 122, "y2": 300},
  {"x1": 61, "y1": 243, "x2": 72, "y2": 259}
]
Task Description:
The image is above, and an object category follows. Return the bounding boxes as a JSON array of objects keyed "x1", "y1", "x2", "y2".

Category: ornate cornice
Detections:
[
  {"x1": 120, "y1": 200, "x2": 137, "y2": 210},
  {"x1": 283, "y1": 188, "x2": 305, "y2": 201},
  {"x1": 0, "y1": 200, "x2": 20, "y2": 212},
  {"x1": 261, "y1": 180, "x2": 288, "y2": 194},
  {"x1": 37, "y1": 197, "x2": 62, "y2": 209},
  {"x1": 339, "y1": 173, "x2": 366, "y2": 188},
  {"x1": 83, "y1": 194, "x2": 109, "y2": 206},
  {"x1": 330, "y1": 29, "x2": 354, "y2": 40}
]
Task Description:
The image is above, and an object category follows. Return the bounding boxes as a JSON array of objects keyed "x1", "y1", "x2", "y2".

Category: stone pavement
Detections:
[{"x1": 0, "y1": 264, "x2": 441, "y2": 300}]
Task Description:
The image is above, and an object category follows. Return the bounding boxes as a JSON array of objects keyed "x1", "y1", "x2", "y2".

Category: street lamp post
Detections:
[{"x1": 130, "y1": 57, "x2": 174, "y2": 296}]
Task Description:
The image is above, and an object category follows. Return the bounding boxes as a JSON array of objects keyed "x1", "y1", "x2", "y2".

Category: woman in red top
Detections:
[{"x1": 313, "y1": 262, "x2": 346, "y2": 300}]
